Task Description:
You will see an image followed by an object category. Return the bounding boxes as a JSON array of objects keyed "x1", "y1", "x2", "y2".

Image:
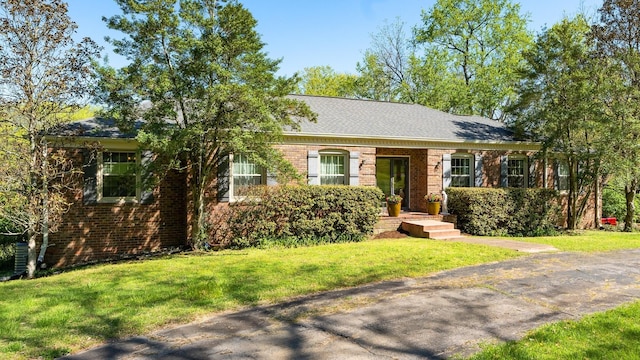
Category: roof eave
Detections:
[
  {"x1": 43, "y1": 135, "x2": 140, "y2": 150},
  {"x1": 283, "y1": 132, "x2": 541, "y2": 151}
]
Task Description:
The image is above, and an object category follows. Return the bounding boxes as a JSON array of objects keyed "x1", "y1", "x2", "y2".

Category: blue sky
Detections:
[{"x1": 66, "y1": 0, "x2": 603, "y2": 77}]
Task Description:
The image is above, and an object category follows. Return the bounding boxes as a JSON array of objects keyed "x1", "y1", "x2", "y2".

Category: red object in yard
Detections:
[{"x1": 602, "y1": 217, "x2": 617, "y2": 226}]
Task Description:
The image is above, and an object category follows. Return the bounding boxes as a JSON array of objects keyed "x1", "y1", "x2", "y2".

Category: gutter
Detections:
[{"x1": 282, "y1": 132, "x2": 542, "y2": 152}]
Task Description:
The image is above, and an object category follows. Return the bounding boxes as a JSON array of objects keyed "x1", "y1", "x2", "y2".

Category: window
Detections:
[
  {"x1": 507, "y1": 157, "x2": 527, "y2": 188},
  {"x1": 99, "y1": 151, "x2": 138, "y2": 200},
  {"x1": 320, "y1": 153, "x2": 346, "y2": 185},
  {"x1": 451, "y1": 156, "x2": 472, "y2": 187},
  {"x1": 557, "y1": 161, "x2": 569, "y2": 191},
  {"x1": 231, "y1": 154, "x2": 265, "y2": 198}
]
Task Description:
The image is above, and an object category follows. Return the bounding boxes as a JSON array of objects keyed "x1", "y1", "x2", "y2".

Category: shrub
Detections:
[
  {"x1": 602, "y1": 186, "x2": 640, "y2": 222},
  {"x1": 446, "y1": 187, "x2": 561, "y2": 237},
  {"x1": 211, "y1": 185, "x2": 384, "y2": 249}
]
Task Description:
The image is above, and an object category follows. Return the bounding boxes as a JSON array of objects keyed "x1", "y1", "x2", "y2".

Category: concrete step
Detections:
[
  {"x1": 401, "y1": 220, "x2": 463, "y2": 240},
  {"x1": 425, "y1": 229, "x2": 462, "y2": 240}
]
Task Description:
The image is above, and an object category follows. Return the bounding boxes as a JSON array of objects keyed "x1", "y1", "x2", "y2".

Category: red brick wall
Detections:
[
  {"x1": 46, "y1": 149, "x2": 187, "y2": 268},
  {"x1": 273, "y1": 144, "x2": 377, "y2": 186},
  {"x1": 49, "y1": 144, "x2": 601, "y2": 268}
]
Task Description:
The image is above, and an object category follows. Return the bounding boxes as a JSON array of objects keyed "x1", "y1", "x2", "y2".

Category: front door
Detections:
[{"x1": 376, "y1": 157, "x2": 409, "y2": 209}]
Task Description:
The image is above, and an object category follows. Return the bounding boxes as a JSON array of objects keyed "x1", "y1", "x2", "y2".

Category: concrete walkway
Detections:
[{"x1": 62, "y1": 249, "x2": 640, "y2": 360}]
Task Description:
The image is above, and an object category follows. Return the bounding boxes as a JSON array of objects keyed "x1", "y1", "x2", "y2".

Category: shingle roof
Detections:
[
  {"x1": 287, "y1": 94, "x2": 519, "y2": 143},
  {"x1": 49, "y1": 117, "x2": 143, "y2": 139},
  {"x1": 49, "y1": 95, "x2": 521, "y2": 145}
]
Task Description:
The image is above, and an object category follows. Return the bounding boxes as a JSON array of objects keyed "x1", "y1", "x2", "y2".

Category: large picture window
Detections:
[
  {"x1": 451, "y1": 156, "x2": 472, "y2": 187},
  {"x1": 320, "y1": 153, "x2": 346, "y2": 185},
  {"x1": 100, "y1": 151, "x2": 137, "y2": 199}
]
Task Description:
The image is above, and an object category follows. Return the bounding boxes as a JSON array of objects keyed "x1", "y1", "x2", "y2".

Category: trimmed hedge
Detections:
[
  {"x1": 446, "y1": 187, "x2": 561, "y2": 237},
  {"x1": 211, "y1": 185, "x2": 384, "y2": 249}
]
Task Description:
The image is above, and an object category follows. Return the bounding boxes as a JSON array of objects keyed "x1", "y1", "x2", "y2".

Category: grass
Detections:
[
  {"x1": 0, "y1": 238, "x2": 520, "y2": 360},
  {"x1": 469, "y1": 301, "x2": 640, "y2": 359},
  {"x1": 514, "y1": 230, "x2": 640, "y2": 252},
  {"x1": 3, "y1": 231, "x2": 640, "y2": 360}
]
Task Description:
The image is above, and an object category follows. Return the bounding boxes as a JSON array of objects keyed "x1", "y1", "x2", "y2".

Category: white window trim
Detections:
[
  {"x1": 557, "y1": 160, "x2": 570, "y2": 193},
  {"x1": 97, "y1": 150, "x2": 141, "y2": 204},
  {"x1": 450, "y1": 153, "x2": 474, "y2": 188},
  {"x1": 229, "y1": 153, "x2": 266, "y2": 202},
  {"x1": 507, "y1": 155, "x2": 528, "y2": 188},
  {"x1": 319, "y1": 150, "x2": 349, "y2": 186}
]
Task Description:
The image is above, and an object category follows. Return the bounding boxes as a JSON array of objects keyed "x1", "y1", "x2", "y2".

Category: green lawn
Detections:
[
  {"x1": 2, "y1": 231, "x2": 640, "y2": 360},
  {"x1": 0, "y1": 238, "x2": 519, "y2": 360},
  {"x1": 515, "y1": 230, "x2": 640, "y2": 252},
  {"x1": 469, "y1": 301, "x2": 640, "y2": 359}
]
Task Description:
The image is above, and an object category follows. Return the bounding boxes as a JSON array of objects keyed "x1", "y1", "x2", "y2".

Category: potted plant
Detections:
[
  {"x1": 424, "y1": 193, "x2": 442, "y2": 215},
  {"x1": 386, "y1": 194, "x2": 403, "y2": 217}
]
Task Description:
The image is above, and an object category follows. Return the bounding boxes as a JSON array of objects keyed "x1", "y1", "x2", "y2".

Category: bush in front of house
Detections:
[
  {"x1": 213, "y1": 185, "x2": 385, "y2": 249},
  {"x1": 446, "y1": 187, "x2": 561, "y2": 237}
]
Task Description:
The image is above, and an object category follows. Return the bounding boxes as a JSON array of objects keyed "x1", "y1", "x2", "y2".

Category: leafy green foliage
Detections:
[
  {"x1": 355, "y1": 18, "x2": 413, "y2": 102},
  {"x1": 602, "y1": 185, "x2": 640, "y2": 223},
  {"x1": 212, "y1": 185, "x2": 384, "y2": 248},
  {"x1": 96, "y1": 0, "x2": 316, "y2": 245},
  {"x1": 509, "y1": 15, "x2": 603, "y2": 229},
  {"x1": 447, "y1": 187, "x2": 561, "y2": 236},
  {"x1": 412, "y1": 0, "x2": 532, "y2": 120},
  {"x1": 297, "y1": 66, "x2": 359, "y2": 97},
  {"x1": 592, "y1": 0, "x2": 640, "y2": 231},
  {"x1": 0, "y1": 0, "x2": 99, "y2": 277}
]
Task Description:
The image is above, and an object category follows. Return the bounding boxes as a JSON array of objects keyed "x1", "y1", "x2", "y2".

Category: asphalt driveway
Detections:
[{"x1": 62, "y1": 249, "x2": 640, "y2": 359}]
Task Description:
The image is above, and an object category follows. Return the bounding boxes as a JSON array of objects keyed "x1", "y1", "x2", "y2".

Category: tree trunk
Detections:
[
  {"x1": 624, "y1": 181, "x2": 637, "y2": 232},
  {"x1": 190, "y1": 168, "x2": 203, "y2": 247},
  {"x1": 189, "y1": 145, "x2": 208, "y2": 248},
  {"x1": 26, "y1": 132, "x2": 38, "y2": 278},
  {"x1": 37, "y1": 140, "x2": 49, "y2": 267},
  {"x1": 566, "y1": 160, "x2": 578, "y2": 230},
  {"x1": 27, "y1": 230, "x2": 37, "y2": 278}
]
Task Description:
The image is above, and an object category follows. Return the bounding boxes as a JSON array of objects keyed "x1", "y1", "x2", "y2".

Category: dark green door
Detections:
[{"x1": 376, "y1": 157, "x2": 409, "y2": 208}]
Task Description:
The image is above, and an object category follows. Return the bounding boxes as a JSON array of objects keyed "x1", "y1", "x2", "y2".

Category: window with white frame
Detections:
[
  {"x1": 507, "y1": 157, "x2": 527, "y2": 188},
  {"x1": 231, "y1": 154, "x2": 265, "y2": 197},
  {"x1": 99, "y1": 151, "x2": 138, "y2": 201},
  {"x1": 320, "y1": 153, "x2": 347, "y2": 185},
  {"x1": 557, "y1": 160, "x2": 569, "y2": 191},
  {"x1": 451, "y1": 155, "x2": 473, "y2": 187}
]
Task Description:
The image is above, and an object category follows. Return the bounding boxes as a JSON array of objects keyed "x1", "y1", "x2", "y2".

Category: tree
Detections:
[
  {"x1": 0, "y1": 0, "x2": 98, "y2": 277},
  {"x1": 355, "y1": 18, "x2": 412, "y2": 102},
  {"x1": 97, "y1": 0, "x2": 315, "y2": 247},
  {"x1": 413, "y1": 0, "x2": 532, "y2": 120},
  {"x1": 592, "y1": 0, "x2": 640, "y2": 231},
  {"x1": 297, "y1": 66, "x2": 358, "y2": 97},
  {"x1": 509, "y1": 15, "x2": 604, "y2": 229}
]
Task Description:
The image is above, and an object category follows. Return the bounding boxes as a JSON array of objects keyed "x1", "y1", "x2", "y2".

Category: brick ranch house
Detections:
[{"x1": 44, "y1": 94, "x2": 599, "y2": 268}]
